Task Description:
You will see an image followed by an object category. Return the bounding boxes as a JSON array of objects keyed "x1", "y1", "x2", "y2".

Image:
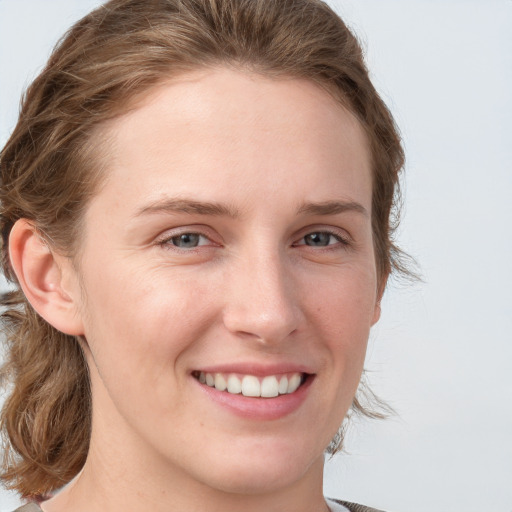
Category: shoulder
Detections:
[
  {"x1": 329, "y1": 498, "x2": 387, "y2": 512},
  {"x1": 12, "y1": 504, "x2": 43, "y2": 512}
]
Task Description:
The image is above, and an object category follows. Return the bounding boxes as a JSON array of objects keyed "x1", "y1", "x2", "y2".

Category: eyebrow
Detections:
[
  {"x1": 135, "y1": 198, "x2": 241, "y2": 218},
  {"x1": 297, "y1": 200, "x2": 368, "y2": 217},
  {"x1": 135, "y1": 198, "x2": 368, "y2": 219}
]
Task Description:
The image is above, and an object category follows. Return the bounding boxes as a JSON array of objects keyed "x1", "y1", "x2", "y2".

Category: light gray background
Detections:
[{"x1": 1, "y1": 1, "x2": 511, "y2": 511}]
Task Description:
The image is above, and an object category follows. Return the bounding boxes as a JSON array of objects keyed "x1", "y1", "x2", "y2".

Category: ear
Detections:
[
  {"x1": 371, "y1": 299, "x2": 382, "y2": 326},
  {"x1": 371, "y1": 273, "x2": 389, "y2": 326},
  {"x1": 8, "y1": 219, "x2": 84, "y2": 336}
]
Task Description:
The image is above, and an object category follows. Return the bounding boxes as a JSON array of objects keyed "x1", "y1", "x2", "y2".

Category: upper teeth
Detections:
[{"x1": 197, "y1": 372, "x2": 303, "y2": 398}]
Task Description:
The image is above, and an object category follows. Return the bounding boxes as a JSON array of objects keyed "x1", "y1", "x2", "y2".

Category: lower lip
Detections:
[{"x1": 194, "y1": 376, "x2": 314, "y2": 421}]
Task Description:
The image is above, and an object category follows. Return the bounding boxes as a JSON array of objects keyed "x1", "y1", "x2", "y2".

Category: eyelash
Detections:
[
  {"x1": 157, "y1": 231, "x2": 214, "y2": 251},
  {"x1": 293, "y1": 230, "x2": 351, "y2": 249},
  {"x1": 156, "y1": 228, "x2": 351, "y2": 252}
]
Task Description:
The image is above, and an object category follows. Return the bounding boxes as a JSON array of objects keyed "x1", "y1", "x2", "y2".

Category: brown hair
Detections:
[{"x1": 0, "y1": 0, "x2": 405, "y2": 498}]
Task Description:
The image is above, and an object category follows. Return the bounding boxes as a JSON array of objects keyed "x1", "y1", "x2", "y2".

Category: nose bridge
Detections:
[{"x1": 223, "y1": 246, "x2": 299, "y2": 343}]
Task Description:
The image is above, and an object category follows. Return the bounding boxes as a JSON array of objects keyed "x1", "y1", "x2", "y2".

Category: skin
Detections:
[{"x1": 11, "y1": 67, "x2": 382, "y2": 512}]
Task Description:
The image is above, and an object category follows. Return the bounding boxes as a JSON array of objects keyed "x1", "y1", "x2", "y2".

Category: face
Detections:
[{"x1": 71, "y1": 68, "x2": 380, "y2": 496}]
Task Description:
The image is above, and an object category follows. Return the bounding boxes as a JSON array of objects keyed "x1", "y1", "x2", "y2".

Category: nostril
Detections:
[{"x1": 222, "y1": 308, "x2": 300, "y2": 345}]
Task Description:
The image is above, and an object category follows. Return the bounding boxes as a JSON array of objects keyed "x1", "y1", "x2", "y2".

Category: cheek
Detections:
[
  {"x1": 79, "y1": 260, "x2": 220, "y2": 383},
  {"x1": 304, "y1": 263, "x2": 377, "y2": 333},
  {"x1": 301, "y1": 264, "x2": 376, "y2": 379}
]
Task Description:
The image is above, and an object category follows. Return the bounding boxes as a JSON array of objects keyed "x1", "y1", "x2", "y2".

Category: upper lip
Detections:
[{"x1": 191, "y1": 362, "x2": 315, "y2": 377}]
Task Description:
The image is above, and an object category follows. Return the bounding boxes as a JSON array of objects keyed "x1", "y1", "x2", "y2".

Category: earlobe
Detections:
[{"x1": 8, "y1": 219, "x2": 84, "y2": 336}]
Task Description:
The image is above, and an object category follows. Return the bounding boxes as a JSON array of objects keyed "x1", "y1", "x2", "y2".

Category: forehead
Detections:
[{"x1": 93, "y1": 67, "x2": 372, "y2": 214}]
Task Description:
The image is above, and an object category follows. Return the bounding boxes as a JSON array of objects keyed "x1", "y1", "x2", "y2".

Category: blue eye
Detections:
[
  {"x1": 168, "y1": 233, "x2": 208, "y2": 248},
  {"x1": 304, "y1": 232, "x2": 332, "y2": 247},
  {"x1": 302, "y1": 232, "x2": 341, "y2": 247}
]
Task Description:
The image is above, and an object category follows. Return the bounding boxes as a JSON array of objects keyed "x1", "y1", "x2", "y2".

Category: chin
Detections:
[
  {"x1": 191, "y1": 435, "x2": 325, "y2": 495},
  {"x1": 202, "y1": 463, "x2": 309, "y2": 496}
]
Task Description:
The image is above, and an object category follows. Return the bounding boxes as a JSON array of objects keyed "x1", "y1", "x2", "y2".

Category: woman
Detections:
[{"x1": 0, "y1": 1, "x2": 406, "y2": 511}]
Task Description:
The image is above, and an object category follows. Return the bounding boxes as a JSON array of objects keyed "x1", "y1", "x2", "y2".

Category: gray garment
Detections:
[
  {"x1": 14, "y1": 499, "x2": 385, "y2": 512},
  {"x1": 334, "y1": 499, "x2": 385, "y2": 512},
  {"x1": 13, "y1": 505, "x2": 42, "y2": 512}
]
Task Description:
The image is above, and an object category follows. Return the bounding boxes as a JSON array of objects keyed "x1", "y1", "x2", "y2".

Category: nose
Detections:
[{"x1": 222, "y1": 251, "x2": 301, "y2": 345}]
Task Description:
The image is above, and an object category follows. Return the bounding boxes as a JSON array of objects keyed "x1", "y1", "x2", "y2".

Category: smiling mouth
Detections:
[{"x1": 192, "y1": 371, "x2": 308, "y2": 398}]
